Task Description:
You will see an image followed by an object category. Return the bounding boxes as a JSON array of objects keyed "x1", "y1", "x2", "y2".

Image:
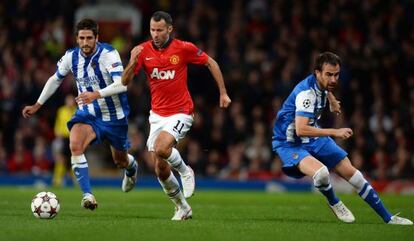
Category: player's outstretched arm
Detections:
[
  {"x1": 295, "y1": 116, "x2": 353, "y2": 139},
  {"x1": 205, "y1": 57, "x2": 231, "y2": 108},
  {"x1": 122, "y1": 45, "x2": 143, "y2": 86},
  {"x1": 22, "y1": 73, "x2": 63, "y2": 118},
  {"x1": 327, "y1": 92, "x2": 341, "y2": 115}
]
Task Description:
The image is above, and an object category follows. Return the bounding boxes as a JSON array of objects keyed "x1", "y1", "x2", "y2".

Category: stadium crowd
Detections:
[{"x1": 0, "y1": 0, "x2": 413, "y2": 182}]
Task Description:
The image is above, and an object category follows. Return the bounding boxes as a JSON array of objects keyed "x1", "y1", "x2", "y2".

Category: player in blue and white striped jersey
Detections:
[
  {"x1": 272, "y1": 52, "x2": 412, "y2": 225},
  {"x1": 22, "y1": 19, "x2": 138, "y2": 210}
]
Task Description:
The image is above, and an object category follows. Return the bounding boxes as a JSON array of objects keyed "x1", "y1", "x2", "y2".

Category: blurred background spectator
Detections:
[{"x1": 0, "y1": 0, "x2": 413, "y2": 183}]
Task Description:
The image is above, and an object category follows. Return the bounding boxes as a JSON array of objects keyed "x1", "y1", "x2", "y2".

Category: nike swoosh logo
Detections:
[{"x1": 145, "y1": 57, "x2": 154, "y2": 61}]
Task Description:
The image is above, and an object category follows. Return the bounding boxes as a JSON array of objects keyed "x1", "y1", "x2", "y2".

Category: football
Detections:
[{"x1": 31, "y1": 191, "x2": 60, "y2": 219}]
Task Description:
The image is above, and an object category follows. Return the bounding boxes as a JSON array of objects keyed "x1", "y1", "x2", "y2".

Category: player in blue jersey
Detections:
[
  {"x1": 272, "y1": 52, "x2": 412, "y2": 225},
  {"x1": 22, "y1": 19, "x2": 138, "y2": 210}
]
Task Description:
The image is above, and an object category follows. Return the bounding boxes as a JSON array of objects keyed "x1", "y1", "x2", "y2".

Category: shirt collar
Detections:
[{"x1": 152, "y1": 37, "x2": 173, "y2": 50}]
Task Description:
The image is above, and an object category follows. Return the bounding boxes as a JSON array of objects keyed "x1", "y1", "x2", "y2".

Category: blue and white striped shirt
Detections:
[
  {"x1": 56, "y1": 42, "x2": 129, "y2": 122},
  {"x1": 272, "y1": 74, "x2": 327, "y2": 147}
]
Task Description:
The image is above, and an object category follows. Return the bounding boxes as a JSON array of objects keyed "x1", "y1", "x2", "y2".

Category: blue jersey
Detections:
[
  {"x1": 56, "y1": 42, "x2": 129, "y2": 122},
  {"x1": 272, "y1": 74, "x2": 328, "y2": 148}
]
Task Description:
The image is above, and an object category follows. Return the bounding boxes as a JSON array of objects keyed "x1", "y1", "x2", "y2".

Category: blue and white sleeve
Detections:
[
  {"x1": 56, "y1": 51, "x2": 71, "y2": 79},
  {"x1": 295, "y1": 90, "x2": 316, "y2": 118},
  {"x1": 98, "y1": 50, "x2": 126, "y2": 97},
  {"x1": 103, "y1": 50, "x2": 124, "y2": 78}
]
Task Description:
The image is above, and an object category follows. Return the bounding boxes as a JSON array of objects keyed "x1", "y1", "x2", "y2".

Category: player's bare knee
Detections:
[
  {"x1": 154, "y1": 144, "x2": 171, "y2": 159},
  {"x1": 69, "y1": 141, "x2": 83, "y2": 155},
  {"x1": 313, "y1": 166, "x2": 330, "y2": 187}
]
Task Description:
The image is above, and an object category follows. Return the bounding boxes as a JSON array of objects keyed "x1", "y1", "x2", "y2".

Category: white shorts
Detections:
[{"x1": 146, "y1": 111, "x2": 193, "y2": 151}]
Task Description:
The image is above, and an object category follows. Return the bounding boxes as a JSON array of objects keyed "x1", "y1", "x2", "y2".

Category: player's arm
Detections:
[
  {"x1": 205, "y1": 57, "x2": 231, "y2": 108},
  {"x1": 122, "y1": 45, "x2": 144, "y2": 86},
  {"x1": 327, "y1": 92, "x2": 341, "y2": 114},
  {"x1": 295, "y1": 90, "x2": 351, "y2": 139},
  {"x1": 23, "y1": 52, "x2": 71, "y2": 118},
  {"x1": 22, "y1": 73, "x2": 63, "y2": 118},
  {"x1": 295, "y1": 116, "x2": 353, "y2": 139}
]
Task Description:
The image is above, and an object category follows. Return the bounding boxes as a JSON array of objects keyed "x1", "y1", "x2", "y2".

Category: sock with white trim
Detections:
[
  {"x1": 313, "y1": 166, "x2": 340, "y2": 206},
  {"x1": 348, "y1": 170, "x2": 392, "y2": 222},
  {"x1": 166, "y1": 148, "x2": 189, "y2": 176},
  {"x1": 125, "y1": 154, "x2": 138, "y2": 177},
  {"x1": 158, "y1": 172, "x2": 188, "y2": 208},
  {"x1": 71, "y1": 154, "x2": 92, "y2": 195}
]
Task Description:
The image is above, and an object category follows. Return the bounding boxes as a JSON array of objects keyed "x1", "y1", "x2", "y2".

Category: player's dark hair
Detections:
[
  {"x1": 314, "y1": 52, "x2": 341, "y2": 72},
  {"x1": 151, "y1": 11, "x2": 173, "y2": 26},
  {"x1": 76, "y1": 19, "x2": 99, "y2": 37}
]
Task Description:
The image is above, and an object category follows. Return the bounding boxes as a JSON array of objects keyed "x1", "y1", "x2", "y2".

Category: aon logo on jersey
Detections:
[{"x1": 150, "y1": 68, "x2": 175, "y2": 80}]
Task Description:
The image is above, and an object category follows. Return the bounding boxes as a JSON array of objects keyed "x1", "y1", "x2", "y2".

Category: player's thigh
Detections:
[
  {"x1": 332, "y1": 157, "x2": 357, "y2": 180},
  {"x1": 69, "y1": 123, "x2": 96, "y2": 152},
  {"x1": 297, "y1": 156, "x2": 326, "y2": 177},
  {"x1": 154, "y1": 131, "x2": 176, "y2": 152}
]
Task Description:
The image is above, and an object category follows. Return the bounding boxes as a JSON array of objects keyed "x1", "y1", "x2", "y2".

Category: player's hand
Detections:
[
  {"x1": 129, "y1": 45, "x2": 143, "y2": 63},
  {"x1": 329, "y1": 100, "x2": 341, "y2": 115},
  {"x1": 334, "y1": 128, "x2": 353, "y2": 139},
  {"x1": 328, "y1": 92, "x2": 341, "y2": 115},
  {"x1": 219, "y1": 93, "x2": 231, "y2": 108},
  {"x1": 22, "y1": 103, "x2": 42, "y2": 118},
  {"x1": 76, "y1": 91, "x2": 101, "y2": 105}
]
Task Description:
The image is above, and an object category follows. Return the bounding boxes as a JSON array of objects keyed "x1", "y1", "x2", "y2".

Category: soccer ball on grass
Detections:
[{"x1": 31, "y1": 191, "x2": 60, "y2": 219}]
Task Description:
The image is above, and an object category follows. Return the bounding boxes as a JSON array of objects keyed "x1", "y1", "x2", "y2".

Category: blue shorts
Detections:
[
  {"x1": 273, "y1": 137, "x2": 347, "y2": 178},
  {"x1": 67, "y1": 110, "x2": 130, "y2": 151}
]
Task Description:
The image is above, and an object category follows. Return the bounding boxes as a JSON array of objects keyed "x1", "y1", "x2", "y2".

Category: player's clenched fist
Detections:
[
  {"x1": 22, "y1": 103, "x2": 41, "y2": 118},
  {"x1": 220, "y1": 94, "x2": 231, "y2": 108},
  {"x1": 129, "y1": 45, "x2": 143, "y2": 63},
  {"x1": 334, "y1": 128, "x2": 353, "y2": 139}
]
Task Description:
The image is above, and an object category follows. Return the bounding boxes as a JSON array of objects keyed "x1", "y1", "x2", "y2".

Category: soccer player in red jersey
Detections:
[{"x1": 122, "y1": 11, "x2": 231, "y2": 220}]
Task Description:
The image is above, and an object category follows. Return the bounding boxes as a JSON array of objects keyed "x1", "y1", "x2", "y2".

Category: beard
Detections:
[{"x1": 81, "y1": 45, "x2": 94, "y2": 55}]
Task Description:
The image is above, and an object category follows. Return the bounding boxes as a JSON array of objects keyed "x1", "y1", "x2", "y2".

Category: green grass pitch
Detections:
[{"x1": 1, "y1": 186, "x2": 413, "y2": 241}]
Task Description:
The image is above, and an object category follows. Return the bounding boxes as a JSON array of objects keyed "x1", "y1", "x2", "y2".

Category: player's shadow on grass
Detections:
[{"x1": 219, "y1": 216, "x2": 381, "y2": 225}]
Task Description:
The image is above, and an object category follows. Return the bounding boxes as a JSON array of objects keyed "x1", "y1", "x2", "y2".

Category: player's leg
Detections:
[
  {"x1": 334, "y1": 158, "x2": 412, "y2": 225},
  {"x1": 151, "y1": 151, "x2": 192, "y2": 220},
  {"x1": 69, "y1": 123, "x2": 97, "y2": 210},
  {"x1": 110, "y1": 147, "x2": 138, "y2": 192},
  {"x1": 147, "y1": 113, "x2": 192, "y2": 220},
  {"x1": 103, "y1": 120, "x2": 139, "y2": 193},
  {"x1": 298, "y1": 156, "x2": 355, "y2": 223},
  {"x1": 154, "y1": 131, "x2": 195, "y2": 198}
]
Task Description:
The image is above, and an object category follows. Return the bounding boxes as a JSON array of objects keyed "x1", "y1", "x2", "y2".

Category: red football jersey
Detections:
[{"x1": 134, "y1": 38, "x2": 209, "y2": 116}]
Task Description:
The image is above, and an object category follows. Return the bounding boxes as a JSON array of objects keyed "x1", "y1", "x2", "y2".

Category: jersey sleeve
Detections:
[
  {"x1": 295, "y1": 90, "x2": 316, "y2": 118},
  {"x1": 183, "y1": 41, "x2": 209, "y2": 65},
  {"x1": 102, "y1": 49, "x2": 124, "y2": 78},
  {"x1": 56, "y1": 51, "x2": 71, "y2": 79}
]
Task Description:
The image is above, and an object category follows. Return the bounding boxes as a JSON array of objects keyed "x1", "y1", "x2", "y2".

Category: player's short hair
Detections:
[
  {"x1": 151, "y1": 11, "x2": 173, "y2": 26},
  {"x1": 76, "y1": 19, "x2": 99, "y2": 37},
  {"x1": 314, "y1": 52, "x2": 342, "y2": 72}
]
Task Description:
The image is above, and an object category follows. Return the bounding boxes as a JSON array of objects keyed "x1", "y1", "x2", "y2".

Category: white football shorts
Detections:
[{"x1": 146, "y1": 110, "x2": 193, "y2": 151}]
